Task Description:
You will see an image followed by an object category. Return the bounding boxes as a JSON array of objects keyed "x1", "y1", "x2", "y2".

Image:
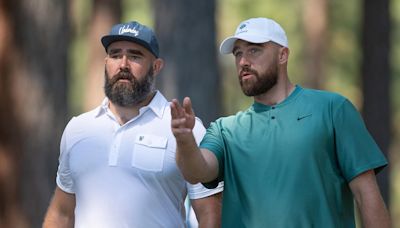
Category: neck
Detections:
[
  {"x1": 109, "y1": 91, "x2": 156, "y2": 125},
  {"x1": 254, "y1": 73, "x2": 294, "y2": 106}
]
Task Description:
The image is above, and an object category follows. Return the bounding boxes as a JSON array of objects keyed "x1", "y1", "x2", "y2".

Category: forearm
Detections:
[
  {"x1": 197, "y1": 206, "x2": 221, "y2": 228},
  {"x1": 43, "y1": 210, "x2": 74, "y2": 228},
  {"x1": 350, "y1": 170, "x2": 391, "y2": 228},
  {"x1": 192, "y1": 193, "x2": 222, "y2": 228},
  {"x1": 175, "y1": 134, "x2": 216, "y2": 184},
  {"x1": 43, "y1": 187, "x2": 75, "y2": 228},
  {"x1": 356, "y1": 194, "x2": 390, "y2": 228}
]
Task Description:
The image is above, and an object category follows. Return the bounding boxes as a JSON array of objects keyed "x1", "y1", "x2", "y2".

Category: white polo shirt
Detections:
[{"x1": 56, "y1": 91, "x2": 223, "y2": 228}]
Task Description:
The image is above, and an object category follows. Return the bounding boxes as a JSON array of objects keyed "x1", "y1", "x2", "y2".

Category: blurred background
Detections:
[{"x1": 0, "y1": 0, "x2": 399, "y2": 227}]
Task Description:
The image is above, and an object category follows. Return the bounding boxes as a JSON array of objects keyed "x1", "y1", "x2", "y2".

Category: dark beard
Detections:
[
  {"x1": 239, "y1": 64, "x2": 278, "y2": 97},
  {"x1": 104, "y1": 67, "x2": 154, "y2": 107}
]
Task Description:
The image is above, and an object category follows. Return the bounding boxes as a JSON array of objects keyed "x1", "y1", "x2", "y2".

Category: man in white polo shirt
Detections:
[{"x1": 43, "y1": 21, "x2": 223, "y2": 228}]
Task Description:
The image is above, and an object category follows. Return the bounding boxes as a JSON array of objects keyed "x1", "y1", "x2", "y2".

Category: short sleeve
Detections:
[
  {"x1": 56, "y1": 118, "x2": 75, "y2": 194},
  {"x1": 333, "y1": 99, "x2": 388, "y2": 182},
  {"x1": 186, "y1": 181, "x2": 224, "y2": 199}
]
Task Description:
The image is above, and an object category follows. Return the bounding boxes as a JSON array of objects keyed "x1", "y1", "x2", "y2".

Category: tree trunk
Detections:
[
  {"x1": 302, "y1": 0, "x2": 328, "y2": 89},
  {"x1": 153, "y1": 0, "x2": 221, "y2": 126},
  {"x1": 0, "y1": 0, "x2": 69, "y2": 227},
  {"x1": 84, "y1": 0, "x2": 122, "y2": 110},
  {"x1": 361, "y1": 0, "x2": 391, "y2": 206}
]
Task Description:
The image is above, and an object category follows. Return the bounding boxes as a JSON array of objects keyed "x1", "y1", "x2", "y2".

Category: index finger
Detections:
[
  {"x1": 170, "y1": 99, "x2": 182, "y2": 119},
  {"x1": 183, "y1": 97, "x2": 194, "y2": 116}
]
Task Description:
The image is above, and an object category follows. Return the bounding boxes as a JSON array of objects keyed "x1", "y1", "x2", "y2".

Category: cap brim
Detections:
[
  {"x1": 219, "y1": 34, "x2": 272, "y2": 54},
  {"x1": 219, "y1": 37, "x2": 238, "y2": 54},
  {"x1": 101, "y1": 35, "x2": 158, "y2": 57}
]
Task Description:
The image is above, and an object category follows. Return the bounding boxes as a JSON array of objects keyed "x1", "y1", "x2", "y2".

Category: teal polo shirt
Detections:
[{"x1": 200, "y1": 86, "x2": 387, "y2": 228}]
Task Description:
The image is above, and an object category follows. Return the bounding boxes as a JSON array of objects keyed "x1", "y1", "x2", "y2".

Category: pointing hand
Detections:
[{"x1": 170, "y1": 97, "x2": 196, "y2": 140}]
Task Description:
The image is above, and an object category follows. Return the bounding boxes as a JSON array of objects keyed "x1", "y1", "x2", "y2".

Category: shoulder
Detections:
[
  {"x1": 61, "y1": 107, "x2": 102, "y2": 149},
  {"x1": 297, "y1": 87, "x2": 351, "y2": 112},
  {"x1": 66, "y1": 108, "x2": 100, "y2": 130},
  {"x1": 300, "y1": 87, "x2": 347, "y2": 104},
  {"x1": 295, "y1": 87, "x2": 363, "y2": 125},
  {"x1": 209, "y1": 110, "x2": 248, "y2": 130}
]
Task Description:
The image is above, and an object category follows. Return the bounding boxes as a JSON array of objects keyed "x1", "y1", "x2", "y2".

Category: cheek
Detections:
[
  {"x1": 131, "y1": 69, "x2": 145, "y2": 79},
  {"x1": 105, "y1": 63, "x2": 118, "y2": 75},
  {"x1": 130, "y1": 62, "x2": 149, "y2": 74},
  {"x1": 139, "y1": 63, "x2": 154, "y2": 75},
  {"x1": 254, "y1": 58, "x2": 273, "y2": 72}
]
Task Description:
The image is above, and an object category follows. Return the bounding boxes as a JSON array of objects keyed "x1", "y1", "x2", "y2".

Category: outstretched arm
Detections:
[
  {"x1": 171, "y1": 97, "x2": 218, "y2": 184},
  {"x1": 349, "y1": 170, "x2": 391, "y2": 228}
]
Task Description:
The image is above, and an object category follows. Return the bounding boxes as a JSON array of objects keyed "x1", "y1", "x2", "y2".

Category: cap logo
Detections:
[
  {"x1": 236, "y1": 22, "x2": 249, "y2": 35},
  {"x1": 118, "y1": 25, "x2": 139, "y2": 36}
]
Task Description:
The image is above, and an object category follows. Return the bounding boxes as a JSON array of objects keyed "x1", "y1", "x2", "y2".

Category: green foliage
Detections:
[
  {"x1": 122, "y1": 0, "x2": 152, "y2": 25},
  {"x1": 392, "y1": 0, "x2": 400, "y2": 116},
  {"x1": 325, "y1": 0, "x2": 362, "y2": 105},
  {"x1": 390, "y1": 0, "x2": 400, "y2": 223},
  {"x1": 69, "y1": 36, "x2": 88, "y2": 116},
  {"x1": 68, "y1": 0, "x2": 92, "y2": 116}
]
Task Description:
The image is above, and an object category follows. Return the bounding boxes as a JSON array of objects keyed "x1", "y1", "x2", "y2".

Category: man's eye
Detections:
[
  {"x1": 249, "y1": 48, "x2": 258, "y2": 54},
  {"x1": 127, "y1": 55, "x2": 141, "y2": 61},
  {"x1": 233, "y1": 51, "x2": 242, "y2": 58},
  {"x1": 110, "y1": 54, "x2": 122, "y2": 59}
]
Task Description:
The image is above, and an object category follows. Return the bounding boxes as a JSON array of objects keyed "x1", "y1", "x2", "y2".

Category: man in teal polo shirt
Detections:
[{"x1": 170, "y1": 17, "x2": 390, "y2": 227}]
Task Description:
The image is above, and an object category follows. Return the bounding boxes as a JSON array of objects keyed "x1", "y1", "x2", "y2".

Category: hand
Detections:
[{"x1": 170, "y1": 97, "x2": 196, "y2": 140}]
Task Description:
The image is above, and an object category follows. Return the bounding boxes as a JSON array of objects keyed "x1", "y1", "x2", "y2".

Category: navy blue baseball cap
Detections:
[{"x1": 101, "y1": 21, "x2": 159, "y2": 58}]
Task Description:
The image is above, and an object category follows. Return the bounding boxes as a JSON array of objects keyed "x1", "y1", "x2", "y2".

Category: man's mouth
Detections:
[
  {"x1": 241, "y1": 72, "x2": 254, "y2": 80},
  {"x1": 117, "y1": 78, "x2": 131, "y2": 82},
  {"x1": 114, "y1": 72, "x2": 133, "y2": 82}
]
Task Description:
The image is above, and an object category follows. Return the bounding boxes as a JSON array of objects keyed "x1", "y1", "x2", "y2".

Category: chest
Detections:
[
  {"x1": 223, "y1": 109, "x2": 336, "y2": 170},
  {"x1": 67, "y1": 120, "x2": 181, "y2": 182}
]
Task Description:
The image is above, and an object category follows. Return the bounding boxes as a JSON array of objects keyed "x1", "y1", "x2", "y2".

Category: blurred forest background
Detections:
[{"x1": 0, "y1": 0, "x2": 399, "y2": 227}]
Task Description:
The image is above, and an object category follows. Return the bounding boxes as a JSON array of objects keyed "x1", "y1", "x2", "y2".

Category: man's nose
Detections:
[
  {"x1": 119, "y1": 55, "x2": 130, "y2": 70},
  {"x1": 238, "y1": 55, "x2": 250, "y2": 68}
]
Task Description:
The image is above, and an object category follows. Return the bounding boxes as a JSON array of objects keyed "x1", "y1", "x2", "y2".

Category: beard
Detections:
[
  {"x1": 104, "y1": 67, "x2": 155, "y2": 107},
  {"x1": 239, "y1": 62, "x2": 278, "y2": 97}
]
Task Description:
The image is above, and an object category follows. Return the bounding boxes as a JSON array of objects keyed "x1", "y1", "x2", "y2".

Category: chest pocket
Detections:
[{"x1": 132, "y1": 134, "x2": 168, "y2": 172}]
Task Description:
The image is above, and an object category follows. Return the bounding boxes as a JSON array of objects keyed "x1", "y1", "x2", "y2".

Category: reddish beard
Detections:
[{"x1": 239, "y1": 64, "x2": 278, "y2": 97}]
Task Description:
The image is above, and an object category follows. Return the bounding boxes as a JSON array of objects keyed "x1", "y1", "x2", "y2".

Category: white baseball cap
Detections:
[{"x1": 220, "y1": 18, "x2": 288, "y2": 54}]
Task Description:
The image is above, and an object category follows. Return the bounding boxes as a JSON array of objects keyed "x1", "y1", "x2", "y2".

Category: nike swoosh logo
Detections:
[{"x1": 297, "y1": 113, "x2": 312, "y2": 121}]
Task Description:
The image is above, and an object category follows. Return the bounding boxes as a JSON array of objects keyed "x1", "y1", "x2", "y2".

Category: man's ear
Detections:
[
  {"x1": 104, "y1": 52, "x2": 110, "y2": 64},
  {"x1": 279, "y1": 47, "x2": 289, "y2": 64},
  {"x1": 153, "y1": 58, "x2": 164, "y2": 75}
]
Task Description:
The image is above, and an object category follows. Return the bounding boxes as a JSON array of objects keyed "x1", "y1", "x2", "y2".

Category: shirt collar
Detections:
[
  {"x1": 94, "y1": 91, "x2": 167, "y2": 119},
  {"x1": 144, "y1": 91, "x2": 167, "y2": 118},
  {"x1": 251, "y1": 85, "x2": 302, "y2": 112}
]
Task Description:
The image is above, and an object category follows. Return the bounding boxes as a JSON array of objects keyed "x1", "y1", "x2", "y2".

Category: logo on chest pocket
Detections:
[{"x1": 132, "y1": 134, "x2": 168, "y2": 172}]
